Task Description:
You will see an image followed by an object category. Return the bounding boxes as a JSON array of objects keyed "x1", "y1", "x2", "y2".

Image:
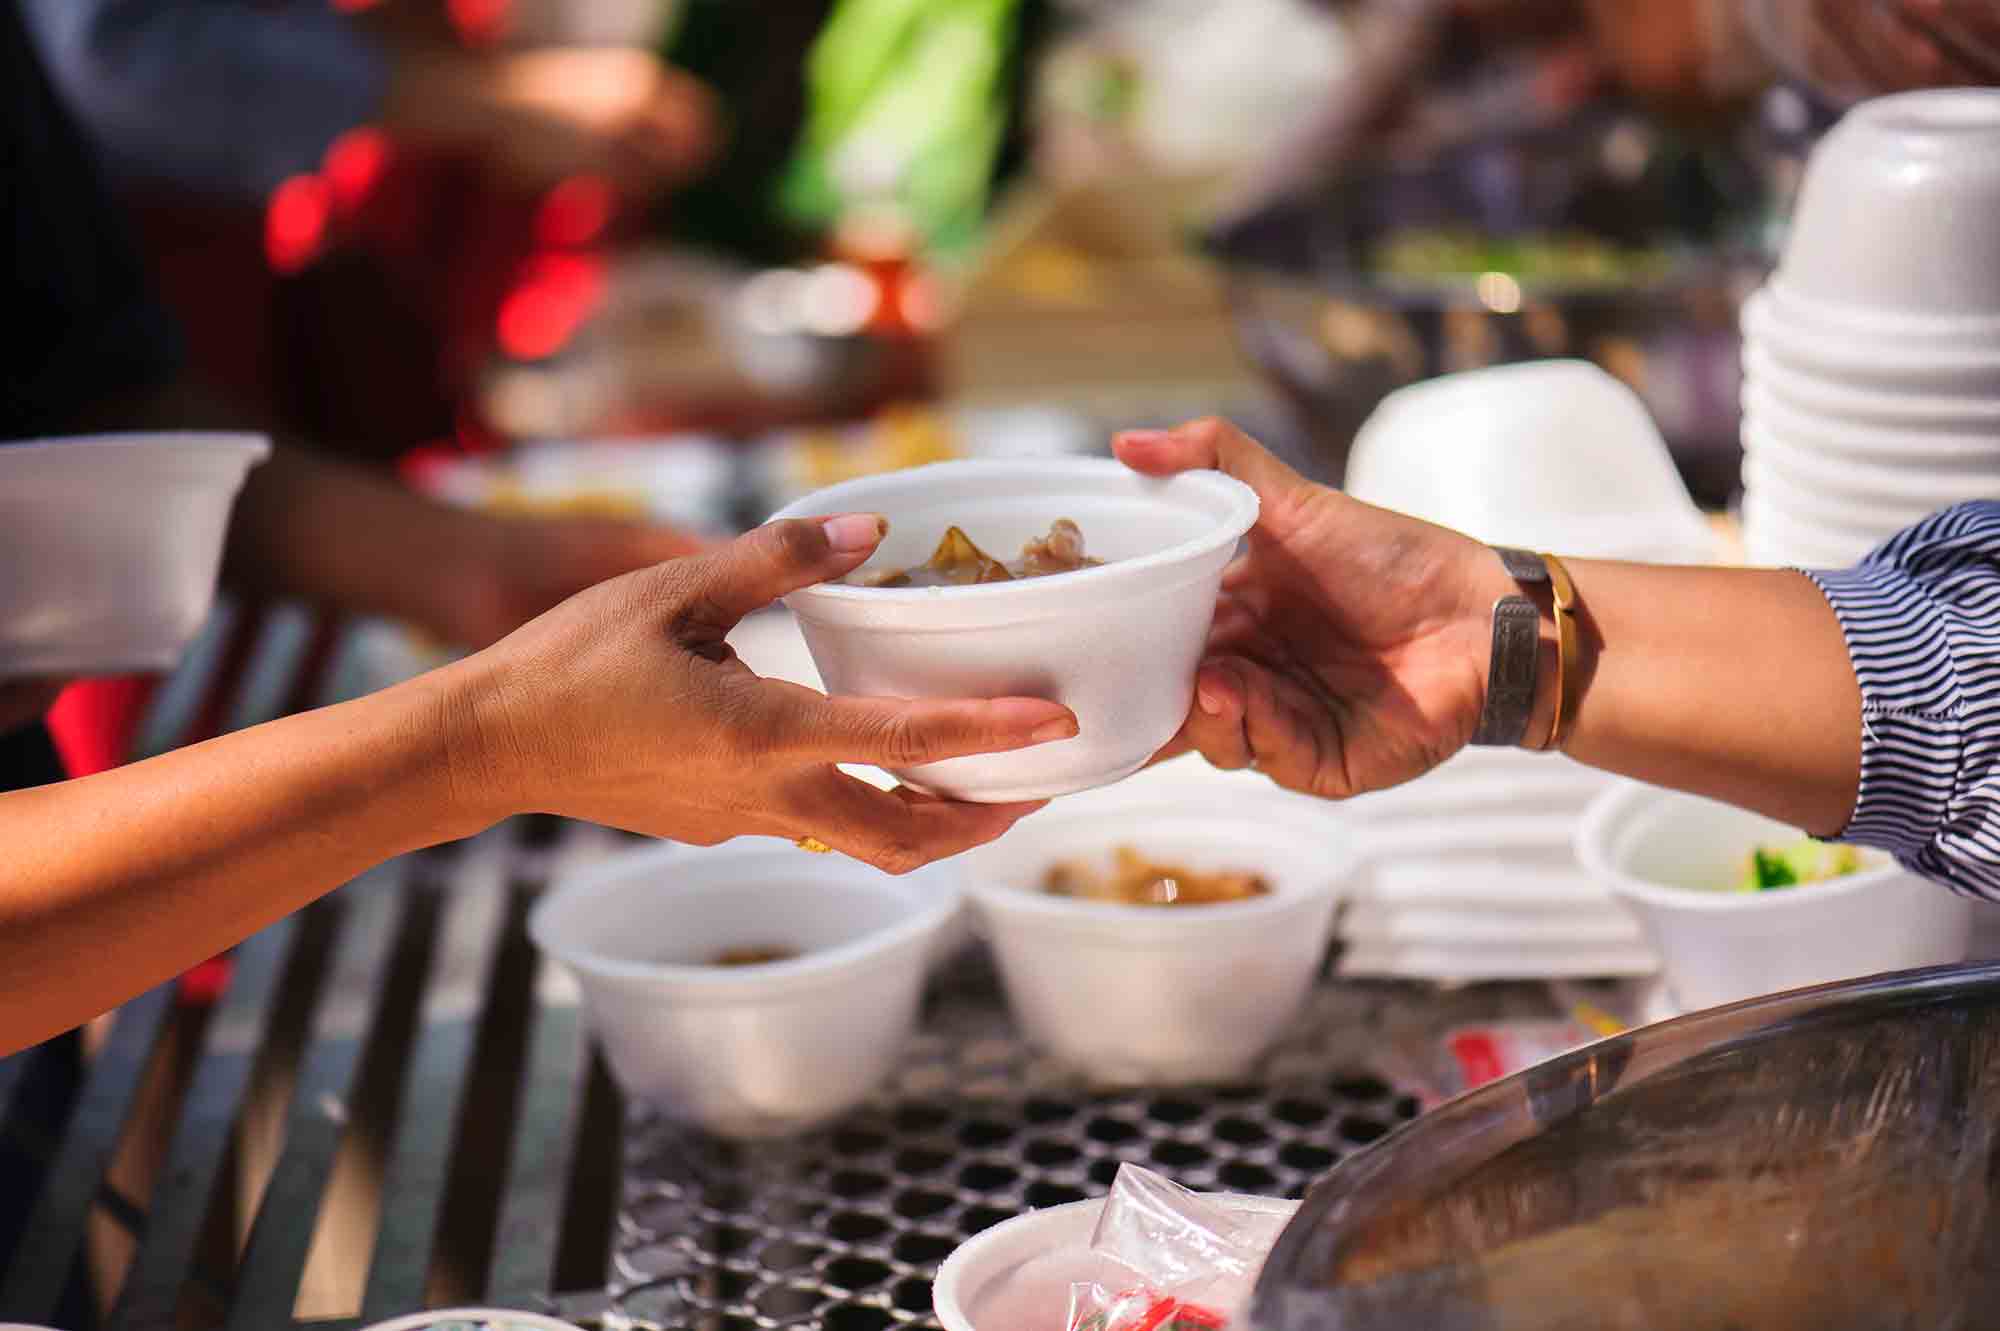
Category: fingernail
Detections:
[
  {"x1": 1118, "y1": 429, "x2": 1167, "y2": 445},
  {"x1": 1197, "y1": 685, "x2": 1223, "y2": 716},
  {"x1": 823, "y1": 513, "x2": 887, "y2": 553},
  {"x1": 1032, "y1": 716, "x2": 1081, "y2": 744}
]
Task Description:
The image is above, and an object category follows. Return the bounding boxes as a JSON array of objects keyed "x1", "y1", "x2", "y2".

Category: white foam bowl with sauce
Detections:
[
  {"x1": 528, "y1": 840, "x2": 961, "y2": 1139},
  {"x1": 0, "y1": 433, "x2": 269, "y2": 679},
  {"x1": 767, "y1": 458, "x2": 1258, "y2": 803},
  {"x1": 1577, "y1": 782, "x2": 1973, "y2": 1013},
  {"x1": 933, "y1": 1193, "x2": 1298, "y2": 1331},
  {"x1": 962, "y1": 767, "x2": 1351, "y2": 1085}
]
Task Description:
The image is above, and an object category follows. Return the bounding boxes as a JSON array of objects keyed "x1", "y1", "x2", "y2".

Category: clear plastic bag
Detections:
[{"x1": 1064, "y1": 1166, "x2": 1277, "y2": 1331}]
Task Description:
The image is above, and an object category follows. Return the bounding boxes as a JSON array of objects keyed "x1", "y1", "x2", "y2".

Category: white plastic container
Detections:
[
  {"x1": 528, "y1": 840, "x2": 961, "y2": 1138},
  {"x1": 1577, "y1": 782, "x2": 1973, "y2": 1012},
  {"x1": 961, "y1": 778, "x2": 1350, "y2": 1085},
  {"x1": 1776, "y1": 89, "x2": 2000, "y2": 319},
  {"x1": 768, "y1": 458, "x2": 1258, "y2": 802},
  {"x1": 0, "y1": 433, "x2": 270, "y2": 678},
  {"x1": 933, "y1": 1193, "x2": 1298, "y2": 1331},
  {"x1": 1344, "y1": 361, "x2": 1714, "y2": 563}
]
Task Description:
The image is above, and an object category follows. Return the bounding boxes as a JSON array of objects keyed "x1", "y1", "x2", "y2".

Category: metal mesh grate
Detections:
[{"x1": 606, "y1": 956, "x2": 1449, "y2": 1331}]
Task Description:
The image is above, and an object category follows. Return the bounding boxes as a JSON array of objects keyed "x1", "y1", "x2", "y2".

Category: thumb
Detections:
[
  {"x1": 672, "y1": 514, "x2": 887, "y2": 631},
  {"x1": 1114, "y1": 417, "x2": 1306, "y2": 532}
]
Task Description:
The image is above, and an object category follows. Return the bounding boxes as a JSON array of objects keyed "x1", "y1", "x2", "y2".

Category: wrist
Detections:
[
  {"x1": 1459, "y1": 544, "x2": 1562, "y2": 752},
  {"x1": 425, "y1": 652, "x2": 533, "y2": 836}
]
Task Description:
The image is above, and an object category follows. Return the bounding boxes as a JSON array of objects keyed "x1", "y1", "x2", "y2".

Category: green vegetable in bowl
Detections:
[{"x1": 1736, "y1": 839, "x2": 1862, "y2": 892}]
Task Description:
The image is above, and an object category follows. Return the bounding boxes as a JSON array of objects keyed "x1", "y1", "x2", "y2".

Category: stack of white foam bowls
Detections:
[
  {"x1": 1739, "y1": 88, "x2": 2000, "y2": 568},
  {"x1": 1338, "y1": 359, "x2": 1718, "y2": 980}
]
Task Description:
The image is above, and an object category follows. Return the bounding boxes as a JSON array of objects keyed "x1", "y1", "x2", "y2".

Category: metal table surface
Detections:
[{"x1": 0, "y1": 601, "x2": 1535, "y2": 1331}]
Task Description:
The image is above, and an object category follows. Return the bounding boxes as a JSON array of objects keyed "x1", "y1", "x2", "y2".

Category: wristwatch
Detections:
[{"x1": 1468, "y1": 547, "x2": 1549, "y2": 747}]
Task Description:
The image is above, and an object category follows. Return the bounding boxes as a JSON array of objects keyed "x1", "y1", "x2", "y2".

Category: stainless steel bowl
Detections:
[{"x1": 1251, "y1": 962, "x2": 2000, "y2": 1331}]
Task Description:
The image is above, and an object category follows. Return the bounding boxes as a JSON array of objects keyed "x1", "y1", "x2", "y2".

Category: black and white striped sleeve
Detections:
[{"x1": 1803, "y1": 501, "x2": 2000, "y2": 901}]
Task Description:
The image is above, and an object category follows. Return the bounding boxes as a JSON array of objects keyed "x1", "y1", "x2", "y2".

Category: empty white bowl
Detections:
[
  {"x1": 1738, "y1": 495, "x2": 1882, "y2": 569},
  {"x1": 1345, "y1": 361, "x2": 1714, "y2": 562},
  {"x1": 933, "y1": 1193, "x2": 1297, "y2": 1331},
  {"x1": 1777, "y1": 89, "x2": 2000, "y2": 319},
  {"x1": 1740, "y1": 455, "x2": 1948, "y2": 534},
  {"x1": 1746, "y1": 345, "x2": 2000, "y2": 431},
  {"x1": 1577, "y1": 782, "x2": 1973, "y2": 1012},
  {"x1": 769, "y1": 458, "x2": 1258, "y2": 803},
  {"x1": 1741, "y1": 424, "x2": 2000, "y2": 511},
  {"x1": 528, "y1": 840, "x2": 961, "y2": 1138},
  {"x1": 962, "y1": 772, "x2": 1350, "y2": 1085},
  {"x1": 1740, "y1": 382, "x2": 2000, "y2": 469},
  {"x1": 0, "y1": 433, "x2": 270, "y2": 679},
  {"x1": 1743, "y1": 288, "x2": 2000, "y2": 395}
]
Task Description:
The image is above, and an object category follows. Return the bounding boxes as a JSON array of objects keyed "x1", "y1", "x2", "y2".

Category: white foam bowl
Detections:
[
  {"x1": 962, "y1": 780, "x2": 1350, "y2": 1085},
  {"x1": 528, "y1": 840, "x2": 960, "y2": 1138},
  {"x1": 1739, "y1": 382, "x2": 2000, "y2": 468},
  {"x1": 1739, "y1": 455, "x2": 1948, "y2": 534},
  {"x1": 0, "y1": 433, "x2": 270, "y2": 679},
  {"x1": 933, "y1": 1193, "x2": 1298, "y2": 1331},
  {"x1": 1745, "y1": 345, "x2": 2000, "y2": 430},
  {"x1": 769, "y1": 459, "x2": 1258, "y2": 802},
  {"x1": 1743, "y1": 288, "x2": 2000, "y2": 394},
  {"x1": 1741, "y1": 424, "x2": 2000, "y2": 511},
  {"x1": 1738, "y1": 495, "x2": 1881, "y2": 569},
  {"x1": 1345, "y1": 361, "x2": 1714, "y2": 563},
  {"x1": 1777, "y1": 89, "x2": 2000, "y2": 319},
  {"x1": 1577, "y1": 782, "x2": 1973, "y2": 1012}
]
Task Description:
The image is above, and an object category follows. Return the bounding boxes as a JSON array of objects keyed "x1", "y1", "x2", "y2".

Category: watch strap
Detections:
[{"x1": 1469, "y1": 594, "x2": 1541, "y2": 746}]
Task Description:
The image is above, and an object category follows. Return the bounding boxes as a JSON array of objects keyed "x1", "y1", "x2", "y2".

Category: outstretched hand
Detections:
[{"x1": 1116, "y1": 418, "x2": 1506, "y2": 800}]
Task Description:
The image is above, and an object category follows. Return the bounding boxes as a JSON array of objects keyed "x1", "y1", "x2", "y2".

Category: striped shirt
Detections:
[{"x1": 1806, "y1": 501, "x2": 2000, "y2": 900}]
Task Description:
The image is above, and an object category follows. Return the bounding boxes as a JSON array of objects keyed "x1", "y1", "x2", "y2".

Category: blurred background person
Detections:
[{"x1": 16, "y1": 0, "x2": 720, "y2": 781}]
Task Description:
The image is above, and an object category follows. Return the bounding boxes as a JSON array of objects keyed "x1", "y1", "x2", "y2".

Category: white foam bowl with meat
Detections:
[
  {"x1": 528, "y1": 840, "x2": 961, "y2": 1139},
  {"x1": 962, "y1": 763, "x2": 1351, "y2": 1085},
  {"x1": 767, "y1": 458, "x2": 1258, "y2": 803},
  {"x1": 933, "y1": 1193, "x2": 1298, "y2": 1331},
  {"x1": 0, "y1": 433, "x2": 269, "y2": 679}
]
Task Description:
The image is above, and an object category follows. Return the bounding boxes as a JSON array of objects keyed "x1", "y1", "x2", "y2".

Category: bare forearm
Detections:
[
  {"x1": 0, "y1": 666, "x2": 499, "y2": 1054},
  {"x1": 223, "y1": 441, "x2": 499, "y2": 632},
  {"x1": 1499, "y1": 560, "x2": 1862, "y2": 834}
]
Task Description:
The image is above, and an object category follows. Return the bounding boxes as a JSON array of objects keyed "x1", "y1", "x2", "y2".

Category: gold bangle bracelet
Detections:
[{"x1": 1540, "y1": 553, "x2": 1580, "y2": 752}]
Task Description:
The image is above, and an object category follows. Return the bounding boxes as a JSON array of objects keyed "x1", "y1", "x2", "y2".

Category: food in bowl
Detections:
[
  {"x1": 860, "y1": 519, "x2": 1103, "y2": 587},
  {"x1": 1044, "y1": 846, "x2": 1270, "y2": 906},
  {"x1": 1735, "y1": 839, "x2": 1862, "y2": 892},
  {"x1": 709, "y1": 946, "x2": 800, "y2": 966}
]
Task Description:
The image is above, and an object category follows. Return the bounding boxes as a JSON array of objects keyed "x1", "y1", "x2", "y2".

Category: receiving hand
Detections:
[
  {"x1": 446, "y1": 514, "x2": 1078, "y2": 871},
  {"x1": 1115, "y1": 418, "x2": 1506, "y2": 800}
]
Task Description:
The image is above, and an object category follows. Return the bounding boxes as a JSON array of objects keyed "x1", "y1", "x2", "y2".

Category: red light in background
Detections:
[
  {"x1": 497, "y1": 286, "x2": 575, "y2": 362},
  {"x1": 496, "y1": 253, "x2": 608, "y2": 362},
  {"x1": 535, "y1": 176, "x2": 616, "y2": 251},
  {"x1": 323, "y1": 127, "x2": 391, "y2": 217},
  {"x1": 448, "y1": 0, "x2": 511, "y2": 44},
  {"x1": 265, "y1": 174, "x2": 331, "y2": 274}
]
